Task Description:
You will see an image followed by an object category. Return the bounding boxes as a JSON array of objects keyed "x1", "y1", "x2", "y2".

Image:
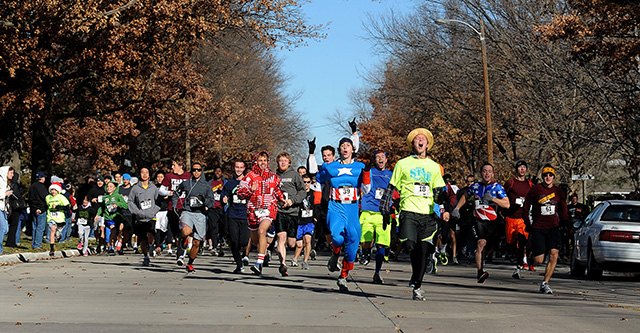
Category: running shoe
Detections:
[
  {"x1": 427, "y1": 259, "x2": 438, "y2": 274},
  {"x1": 83, "y1": 250, "x2": 89, "y2": 257},
  {"x1": 528, "y1": 264, "x2": 536, "y2": 272},
  {"x1": 452, "y1": 257, "x2": 459, "y2": 265},
  {"x1": 49, "y1": 250, "x2": 55, "y2": 257},
  {"x1": 251, "y1": 263, "x2": 263, "y2": 276},
  {"x1": 264, "y1": 250, "x2": 271, "y2": 267},
  {"x1": 362, "y1": 254, "x2": 371, "y2": 266},
  {"x1": 373, "y1": 273, "x2": 384, "y2": 284},
  {"x1": 539, "y1": 281, "x2": 553, "y2": 294},
  {"x1": 185, "y1": 264, "x2": 195, "y2": 274},
  {"x1": 166, "y1": 248, "x2": 174, "y2": 256},
  {"x1": 412, "y1": 288, "x2": 426, "y2": 301},
  {"x1": 327, "y1": 252, "x2": 340, "y2": 272},
  {"x1": 279, "y1": 264, "x2": 289, "y2": 277},
  {"x1": 477, "y1": 270, "x2": 489, "y2": 283},
  {"x1": 242, "y1": 256, "x2": 250, "y2": 266},
  {"x1": 310, "y1": 249, "x2": 316, "y2": 260},
  {"x1": 512, "y1": 268, "x2": 521, "y2": 279},
  {"x1": 115, "y1": 241, "x2": 122, "y2": 252},
  {"x1": 233, "y1": 266, "x2": 245, "y2": 274},
  {"x1": 301, "y1": 262, "x2": 310, "y2": 270},
  {"x1": 108, "y1": 247, "x2": 116, "y2": 256},
  {"x1": 142, "y1": 256, "x2": 150, "y2": 267},
  {"x1": 408, "y1": 281, "x2": 416, "y2": 288},
  {"x1": 177, "y1": 255, "x2": 185, "y2": 266},
  {"x1": 438, "y1": 252, "x2": 449, "y2": 265},
  {"x1": 118, "y1": 249, "x2": 124, "y2": 255},
  {"x1": 207, "y1": 244, "x2": 213, "y2": 251},
  {"x1": 77, "y1": 242, "x2": 83, "y2": 250},
  {"x1": 217, "y1": 248, "x2": 224, "y2": 257},
  {"x1": 291, "y1": 259, "x2": 299, "y2": 267},
  {"x1": 337, "y1": 277, "x2": 349, "y2": 291},
  {"x1": 210, "y1": 248, "x2": 219, "y2": 257}
]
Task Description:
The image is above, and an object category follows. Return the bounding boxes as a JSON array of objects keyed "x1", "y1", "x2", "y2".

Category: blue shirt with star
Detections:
[{"x1": 316, "y1": 160, "x2": 366, "y2": 195}]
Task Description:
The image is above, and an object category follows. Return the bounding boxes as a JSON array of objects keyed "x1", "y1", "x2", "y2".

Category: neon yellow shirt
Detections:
[
  {"x1": 46, "y1": 193, "x2": 70, "y2": 223},
  {"x1": 389, "y1": 156, "x2": 445, "y2": 214}
]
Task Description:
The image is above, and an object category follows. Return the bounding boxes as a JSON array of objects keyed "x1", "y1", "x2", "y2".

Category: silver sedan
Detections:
[{"x1": 571, "y1": 200, "x2": 640, "y2": 279}]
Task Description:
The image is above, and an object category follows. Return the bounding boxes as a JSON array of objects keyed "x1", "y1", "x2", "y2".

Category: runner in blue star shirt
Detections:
[
  {"x1": 316, "y1": 136, "x2": 370, "y2": 291},
  {"x1": 452, "y1": 163, "x2": 509, "y2": 283}
]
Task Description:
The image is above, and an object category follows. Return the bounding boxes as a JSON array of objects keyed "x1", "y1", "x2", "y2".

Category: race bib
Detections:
[
  {"x1": 78, "y1": 217, "x2": 88, "y2": 225},
  {"x1": 140, "y1": 199, "x2": 152, "y2": 210},
  {"x1": 232, "y1": 195, "x2": 246, "y2": 204},
  {"x1": 50, "y1": 211, "x2": 62, "y2": 219},
  {"x1": 190, "y1": 196, "x2": 204, "y2": 208},
  {"x1": 213, "y1": 193, "x2": 221, "y2": 201},
  {"x1": 541, "y1": 204, "x2": 556, "y2": 216},
  {"x1": 255, "y1": 209, "x2": 270, "y2": 219},
  {"x1": 97, "y1": 195, "x2": 103, "y2": 203},
  {"x1": 301, "y1": 209, "x2": 313, "y2": 218},
  {"x1": 474, "y1": 199, "x2": 490, "y2": 209},
  {"x1": 107, "y1": 204, "x2": 117, "y2": 213},
  {"x1": 515, "y1": 197, "x2": 524, "y2": 207},
  {"x1": 413, "y1": 183, "x2": 431, "y2": 197},
  {"x1": 332, "y1": 186, "x2": 356, "y2": 201},
  {"x1": 375, "y1": 188, "x2": 385, "y2": 200}
]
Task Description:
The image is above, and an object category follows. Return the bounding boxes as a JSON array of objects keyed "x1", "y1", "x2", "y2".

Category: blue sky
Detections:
[{"x1": 277, "y1": 0, "x2": 415, "y2": 164}]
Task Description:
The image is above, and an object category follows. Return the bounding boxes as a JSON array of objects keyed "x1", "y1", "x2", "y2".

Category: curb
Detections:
[{"x1": 0, "y1": 249, "x2": 81, "y2": 266}]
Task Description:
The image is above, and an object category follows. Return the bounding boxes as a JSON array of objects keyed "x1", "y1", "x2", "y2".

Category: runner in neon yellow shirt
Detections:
[{"x1": 379, "y1": 128, "x2": 451, "y2": 301}]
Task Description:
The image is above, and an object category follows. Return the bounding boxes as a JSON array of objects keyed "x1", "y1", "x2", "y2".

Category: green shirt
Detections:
[
  {"x1": 389, "y1": 156, "x2": 445, "y2": 215},
  {"x1": 97, "y1": 192, "x2": 128, "y2": 221},
  {"x1": 46, "y1": 194, "x2": 70, "y2": 223}
]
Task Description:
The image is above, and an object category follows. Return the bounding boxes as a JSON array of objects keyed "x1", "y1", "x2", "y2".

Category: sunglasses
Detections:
[
  {"x1": 542, "y1": 173, "x2": 554, "y2": 178},
  {"x1": 191, "y1": 168, "x2": 202, "y2": 172},
  {"x1": 303, "y1": 181, "x2": 311, "y2": 184}
]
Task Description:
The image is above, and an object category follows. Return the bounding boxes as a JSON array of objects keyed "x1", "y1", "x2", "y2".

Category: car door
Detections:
[{"x1": 575, "y1": 203, "x2": 605, "y2": 261}]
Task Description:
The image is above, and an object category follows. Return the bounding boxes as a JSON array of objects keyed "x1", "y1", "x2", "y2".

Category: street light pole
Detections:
[{"x1": 435, "y1": 18, "x2": 493, "y2": 164}]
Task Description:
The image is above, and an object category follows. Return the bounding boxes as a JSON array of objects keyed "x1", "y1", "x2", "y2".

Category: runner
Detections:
[
  {"x1": 237, "y1": 151, "x2": 286, "y2": 276},
  {"x1": 128, "y1": 167, "x2": 160, "y2": 266},
  {"x1": 452, "y1": 163, "x2": 510, "y2": 284},
  {"x1": 207, "y1": 166, "x2": 226, "y2": 256},
  {"x1": 221, "y1": 160, "x2": 250, "y2": 273},
  {"x1": 274, "y1": 152, "x2": 306, "y2": 276},
  {"x1": 159, "y1": 158, "x2": 191, "y2": 265},
  {"x1": 292, "y1": 173, "x2": 315, "y2": 270},
  {"x1": 503, "y1": 160, "x2": 533, "y2": 279},
  {"x1": 172, "y1": 162, "x2": 215, "y2": 273},
  {"x1": 360, "y1": 149, "x2": 393, "y2": 284},
  {"x1": 523, "y1": 164, "x2": 569, "y2": 294},
  {"x1": 379, "y1": 128, "x2": 450, "y2": 300},
  {"x1": 117, "y1": 173, "x2": 134, "y2": 254},
  {"x1": 87, "y1": 176, "x2": 106, "y2": 253},
  {"x1": 315, "y1": 136, "x2": 368, "y2": 291},
  {"x1": 94, "y1": 181, "x2": 128, "y2": 255}
]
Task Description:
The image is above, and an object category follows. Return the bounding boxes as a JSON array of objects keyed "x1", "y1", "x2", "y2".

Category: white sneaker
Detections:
[
  {"x1": 512, "y1": 268, "x2": 521, "y2": 279},
  {"x1": 412, "y1": 288, "x2": 426, "y2": 301},
  {"x1": 539, "y1": 282, "x2": 553, "y2": 294}
]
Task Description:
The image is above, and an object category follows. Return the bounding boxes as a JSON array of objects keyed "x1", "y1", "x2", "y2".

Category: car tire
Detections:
[
  {"x1": 586, "y1": 245, "x2": 603, "y2": 280},
  {"x1": 570, "y1": 247, "x2": 586, "y2": 277}
]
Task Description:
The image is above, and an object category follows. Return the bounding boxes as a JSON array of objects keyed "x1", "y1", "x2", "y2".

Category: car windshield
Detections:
[{"x1": 601, "y1": 205, "x2": 640, "y2": 222}]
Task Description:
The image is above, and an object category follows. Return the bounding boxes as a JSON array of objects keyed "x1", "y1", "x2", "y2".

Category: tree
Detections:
[{"x1": 0, "y1": 0, "x2": 320, "y2": 178}]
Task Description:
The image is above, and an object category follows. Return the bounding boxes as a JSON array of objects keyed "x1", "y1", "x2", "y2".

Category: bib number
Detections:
[
  {"x1": 107, "y1": 204, "x2": 117, "y2": 213},
  {"x1": 541, "y1": 204, "x2": 556, "y2": 216},
  {"x1": 213, "y1": 193, "x2": 221, "y2": 201},
  {"x1": 232, "y1": 195, "x2": 246, "y2": 204},
  {"x1": 375, "y1": 188, "x2": 385, "y2": 200},
  {"x1": 50, "y1": 211, "x2": 62, "y2": 219},
  {"x1": 140, "y1": 199, "x2": 152, "y2": 210},
  {"x1": 413, "y1": 183, "x2": 431, "y2": 197},
  {"x1": 475, "y1": 200, "x2": 490, "y2": 210},
  {"x1": 515, "y1": 197, "x2": 524, "y2": 207},
  {"x1": 78, "y1": 217, "x2": 88, "y2": 225},
  {"x1": 301, "y1": 209, "x2": 313, "y2": 218},
  {"x1": 255, "y1": 209, "x2": 270, "y2": 219},
  {"x1": 333, "y1": 187, "x2": 356, "y2": 201},
  {"x1": 97, "y1": 195, "x2": 103, "y2": 203},
  {"x1": 190, "y1": 196, "x2": 204, "y2": 208}
]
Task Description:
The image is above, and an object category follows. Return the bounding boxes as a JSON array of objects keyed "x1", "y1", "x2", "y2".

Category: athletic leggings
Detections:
[
  {"x1": 228, "y1": 217, "x2": 250, "y2": 267},
  {"x1": 405, "y1": 239, "x2": 435, "y2": 289}
]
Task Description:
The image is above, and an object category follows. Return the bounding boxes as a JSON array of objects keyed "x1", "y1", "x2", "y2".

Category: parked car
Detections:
[{"x1": 571, "y1": 200, "x2": 640, "y2": 279}]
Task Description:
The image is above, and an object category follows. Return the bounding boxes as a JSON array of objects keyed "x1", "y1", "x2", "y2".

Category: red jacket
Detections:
[{"x1": 237, "y1": 151, "x2": 285, "y2": 225}]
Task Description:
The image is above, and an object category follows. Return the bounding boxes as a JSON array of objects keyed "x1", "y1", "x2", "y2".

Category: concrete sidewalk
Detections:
[{"x1": 1, "y1": 251, "x2": 639, "y2": 332}]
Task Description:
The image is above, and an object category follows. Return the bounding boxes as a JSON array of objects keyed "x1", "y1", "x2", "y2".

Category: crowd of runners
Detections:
[{"x1": 1, "y1": 120, "x2": 593, "y2": 300}]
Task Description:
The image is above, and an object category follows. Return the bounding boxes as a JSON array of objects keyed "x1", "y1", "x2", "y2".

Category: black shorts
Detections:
[
  {"x1": 531, "y1": 227, "x2": 561, "y2": 257},
  {"x1": 274, "y1": 213, "x2": 298, "y2": 239},
  {"x1": 399, "y1": 211, "x2": 438, "y2": 244},
  {"x1": 473, "y1": 219, "x2": 497, "y2": 241},
  {"x1": 134, "y1": 220, "x2": 155, "y2": 237}
]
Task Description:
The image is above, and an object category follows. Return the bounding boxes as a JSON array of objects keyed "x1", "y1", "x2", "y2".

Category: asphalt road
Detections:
[{"x1": 1, "y1": 250, "x2": 639, "y2": 332}]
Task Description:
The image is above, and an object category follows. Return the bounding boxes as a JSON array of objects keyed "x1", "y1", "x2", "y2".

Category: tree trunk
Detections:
[{"x1": 31, "y1": 116, "x2": 55, "y2": 182}]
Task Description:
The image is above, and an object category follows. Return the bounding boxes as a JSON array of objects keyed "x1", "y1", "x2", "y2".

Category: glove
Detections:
[
  {"x1": 382, "y1": 214, "x2": 390, "y2": 230},
  {"x1": 307, "y1": 137, "x2": 316, "y2": 154},
  {"x1": 483, "y1": 191, "x2": 495, "y2": 202},
  {"x1": 451, "y1": 208, "x2": 460, "y2": 220},
  {"x1": 348, "y1": 117, "x2": 357, "y2": 133},
  {"x1": 379, "y1": 189, "x2": 393, "y2": 215},
  {"x1": 364, "y1": 162, "x2": 372, "y2": 172}
]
